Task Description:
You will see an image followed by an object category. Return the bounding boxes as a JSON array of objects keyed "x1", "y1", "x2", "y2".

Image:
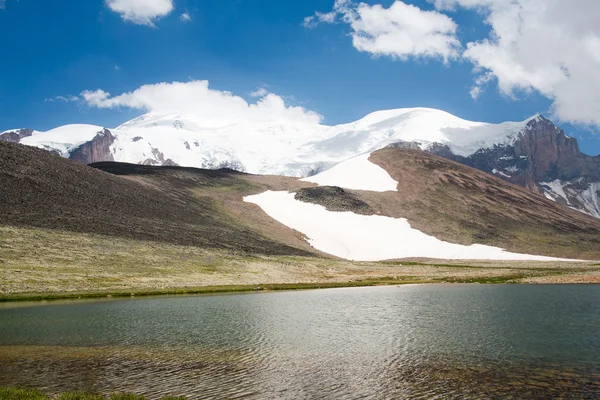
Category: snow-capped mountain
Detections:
[
  {"x1": 2, "y1": 108, "x2": 599, "y2": 218},
  {"x1": 0, "y1": 108, "x2": 529, "y2": 174}
]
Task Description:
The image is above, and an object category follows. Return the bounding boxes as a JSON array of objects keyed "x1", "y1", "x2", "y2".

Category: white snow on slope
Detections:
[
  {"x1": 1, "y1": 129, "x2": 26, "y2": 134},
  {"x1": 244, "y1": 191, "x2": 571, "y2": 262},
  {"x1": 542, "y1": 179, "x2": 600, "y2": 218},
  {"x1": 301, "y1": 153, "x2": 398, "y2": 192},
  {"x1": 542, "y1": 180, "x2": 569, "y2": 203},
  {"x1": 17, "y1": 108, "x2": 534, "y2": 176},
  {"x1": 20, "y1": 124, "x2": 104, "y2": 157}
]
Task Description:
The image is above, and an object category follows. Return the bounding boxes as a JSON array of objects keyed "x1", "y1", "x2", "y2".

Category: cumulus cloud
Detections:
[
  {"x1": 180, "y1": 12, "x2": 191, "y2": 22},
  {"x1": 81, "y1": 81, "x2": 323, "y2": 127},
  {"x1": 306, "y1": 0, "x2": 600, "y2": 126},
  {"x1": 105, "y1": 0, "x2": 174, "y2": 26},
  {"x1": 431, "y1": 0, "x2": 600, "y2": 126},
  {"x1": 304, "y1": 0, "x2": 461, "y2": 62}
]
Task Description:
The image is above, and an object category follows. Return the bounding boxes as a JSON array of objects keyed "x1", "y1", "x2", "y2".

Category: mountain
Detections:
[
  {"x1": 2, "y1": 140, "x2": 599, "y2": 262},
  {"x1": 391, "y1": 116, "x2": 600, "y2": 218},
  {"x1": 2, "y1": 108, "x2": 599, "y2": 217}
]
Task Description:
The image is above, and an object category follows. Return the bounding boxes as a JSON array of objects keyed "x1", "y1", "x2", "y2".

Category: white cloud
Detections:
[
  {"x1": 45, "y1": 95, "x2": 80, "y2": 103},
  {"x1": 81, "y1": 81, "x2": 323, "y2": 127},
  {"x1": 304, "y1": 0, "x2": 461, "y2": 62},
  {"x1": 250, "y1": 88, "x2": 269, "y2": 98},
  {"x1": 180, "y1": 12, "x2": 191, "y2": 22},
  {"x1": 105, "y1": 0, "x2": 174, "y2": 26},
  {"x1": 432, "y1": 0, "x2": 600, "y2": 126}
]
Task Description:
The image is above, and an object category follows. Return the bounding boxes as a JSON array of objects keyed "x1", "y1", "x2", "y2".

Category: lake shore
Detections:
[{"x1": 1, "y1": 226, "x2": 599, "y2": 303}]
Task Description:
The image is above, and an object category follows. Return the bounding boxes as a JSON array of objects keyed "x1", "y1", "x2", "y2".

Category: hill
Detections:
[
  {"x1": 0, "y1": 140, "x2": 311, "y2": 256},
  {"x1": 247, "y1": 148, "x2": 600, "y2": 261},
  {"x1": 2, "y1": 140, "x2": 599, "y2": 261}
]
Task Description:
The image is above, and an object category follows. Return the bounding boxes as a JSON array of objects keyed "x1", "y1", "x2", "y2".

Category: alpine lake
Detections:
[{"x1": 1, "y1": 284, "x2": 599, "y2": 399}]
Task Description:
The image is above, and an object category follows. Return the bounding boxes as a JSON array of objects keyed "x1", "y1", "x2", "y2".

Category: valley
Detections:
[{"x1": 1, "y1": 139, "x2": 600, "y2": 301}]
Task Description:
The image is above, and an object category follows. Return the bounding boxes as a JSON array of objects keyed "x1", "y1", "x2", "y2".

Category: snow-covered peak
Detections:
[
  {"x1": 20, "y1": 124, "x2": 105, "y2": 157},
  {"x1": 10, "y1": 107, "x2": 536, "y2": 175}
]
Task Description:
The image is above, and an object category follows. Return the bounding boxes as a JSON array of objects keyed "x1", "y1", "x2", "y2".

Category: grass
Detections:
[
  {"x1": 0, "y1": 279, "x2": 430, "y2": 303},
  {"x1": 0, "y1": 388, "x2": 186, "y2": 400},
  {"x1": 0, "y1": 388, "x2": 47, "y2": 400},
  {"x1": 1, "y1": 226, "x2": 598, "y2": 303}
]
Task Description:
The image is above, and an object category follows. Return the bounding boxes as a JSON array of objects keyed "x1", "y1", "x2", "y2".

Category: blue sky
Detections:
[{"x1": 1, "y1": 0, "x2": 599, "y2": 155}]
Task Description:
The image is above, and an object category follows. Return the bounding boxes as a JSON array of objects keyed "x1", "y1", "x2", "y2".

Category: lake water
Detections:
[{"x1": 1, "y1": 285, "x2": 599, "y2": 399}]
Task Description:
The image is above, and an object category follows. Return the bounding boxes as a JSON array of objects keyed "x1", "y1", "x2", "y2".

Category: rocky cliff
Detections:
[{"x1": 69, "y1": 129, "x2": 116, "y2": 164}]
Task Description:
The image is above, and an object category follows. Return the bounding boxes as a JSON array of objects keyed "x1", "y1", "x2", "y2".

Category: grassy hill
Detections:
[
  {"x1": 0, "y1": 140, "x2": 311, "y2": 256},
  {"x1": 367, "y1": 148, "x2": 600, "y2": 259}
]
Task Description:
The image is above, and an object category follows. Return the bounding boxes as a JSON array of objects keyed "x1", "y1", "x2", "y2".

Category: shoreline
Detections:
[
  {"x1": 2, "y1": 276, "x2": 599, "y2": 304},
  {"x1": 0, "y1": 279, "x2": 432, "y2": 303}
]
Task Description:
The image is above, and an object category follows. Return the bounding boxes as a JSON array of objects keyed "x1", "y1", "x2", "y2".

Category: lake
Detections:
[{"x1": 1, "y1": 285, "x2": 599, "y2": 399}]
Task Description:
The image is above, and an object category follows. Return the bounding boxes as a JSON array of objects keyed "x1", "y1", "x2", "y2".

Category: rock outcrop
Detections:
[
  {"x1": 69, "y1": 129, "x2": 116, "y2": 164},
  {"x1": 0, "y1": 129, "x2": 34, "y2": 143}
]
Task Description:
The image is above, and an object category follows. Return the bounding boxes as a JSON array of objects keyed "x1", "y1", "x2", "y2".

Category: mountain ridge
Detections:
[{"x1": 2, "y1": 108, "x2": 599, "y2": 218}]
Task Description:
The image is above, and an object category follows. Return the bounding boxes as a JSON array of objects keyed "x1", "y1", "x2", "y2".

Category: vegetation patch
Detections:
[
  {"x1": 0, "y1": 279, "x2": 430, "y2": 303},
  {"x1": 295, "y1": 186, "x2": 373, "y2": 214}
]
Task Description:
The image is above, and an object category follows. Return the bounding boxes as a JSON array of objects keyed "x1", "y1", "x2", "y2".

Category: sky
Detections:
[{"x1": 1, "y1": 0, "x2": 599, "y2": 155}]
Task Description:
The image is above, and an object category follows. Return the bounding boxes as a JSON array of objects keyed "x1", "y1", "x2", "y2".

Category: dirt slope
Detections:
[
  {"x1": 0, "y1": 141, "x2": 312, "y2": 256},
  {"x1": 367, "y1": 148, "x2": 600, "y2": 259}
]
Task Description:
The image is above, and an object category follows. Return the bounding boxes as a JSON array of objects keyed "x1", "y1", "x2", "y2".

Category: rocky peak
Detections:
[
  {"x1": 392, "y1": 115, "x2": 600, "y2": 218},
  {"x1": 516, "y1": 115, "x2": 583, "y2": 182},
  {"x1": 0, "y1": 128, "x2": 34, "y2": 143}
]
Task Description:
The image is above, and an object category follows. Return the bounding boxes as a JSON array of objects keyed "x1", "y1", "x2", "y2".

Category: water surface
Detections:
[{"x1": 1, "y1": 285, "x2": 599, "y2": 399}]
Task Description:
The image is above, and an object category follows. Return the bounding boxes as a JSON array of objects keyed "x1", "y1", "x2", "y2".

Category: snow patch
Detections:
[
  {"x1": 492, "y1": 169, "x2": 511, "y2": 178},
  {"x1": 244, "y1": 191, "x2": 572, "y2": 262},
  {"x1": 541, "y1": 180, "x2": 600, "y2": 218},
  {"x1": 542, "y1": 180, "x2": 569, "y2": 203},
  {"x1": 301, "y1": 153, "x2": 398, "y2": 192}
]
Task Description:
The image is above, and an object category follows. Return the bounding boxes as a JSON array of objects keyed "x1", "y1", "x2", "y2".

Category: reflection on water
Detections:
[{"x1": 1, "y1": 285, "x2": 599, "y2": 399}]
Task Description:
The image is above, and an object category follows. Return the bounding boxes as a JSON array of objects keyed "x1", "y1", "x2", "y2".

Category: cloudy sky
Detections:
[{"x1": 1, "y1": 0, "x2": 599, "y2": 154}]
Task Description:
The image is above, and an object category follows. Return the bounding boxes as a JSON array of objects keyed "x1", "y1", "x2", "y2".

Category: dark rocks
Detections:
[
  {"x1": 295, "y1": 186, "x2": 373, "y2": 215},
  {"x1": 69, "y1": 129, "x2": 115, "y2": 164}
]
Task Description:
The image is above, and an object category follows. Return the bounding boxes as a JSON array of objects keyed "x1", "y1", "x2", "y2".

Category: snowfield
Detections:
[
  {"x1": 8, "y1": 107, "x2": 536, "y2": 177},
  {"x1": 244, "y1": 191, "x2": 572, "y2": 262},
  {"x1": 301, "y1": 153, "x2": 398, "y2": 192}
]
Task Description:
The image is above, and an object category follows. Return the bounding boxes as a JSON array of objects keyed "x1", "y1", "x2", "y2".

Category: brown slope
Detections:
[
  {"x1": 365, "y1": 148, "x2": 600, "y2": 260},
  {"x1": 0, "y1": 141, "x2": 312, "y2": 256}
]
